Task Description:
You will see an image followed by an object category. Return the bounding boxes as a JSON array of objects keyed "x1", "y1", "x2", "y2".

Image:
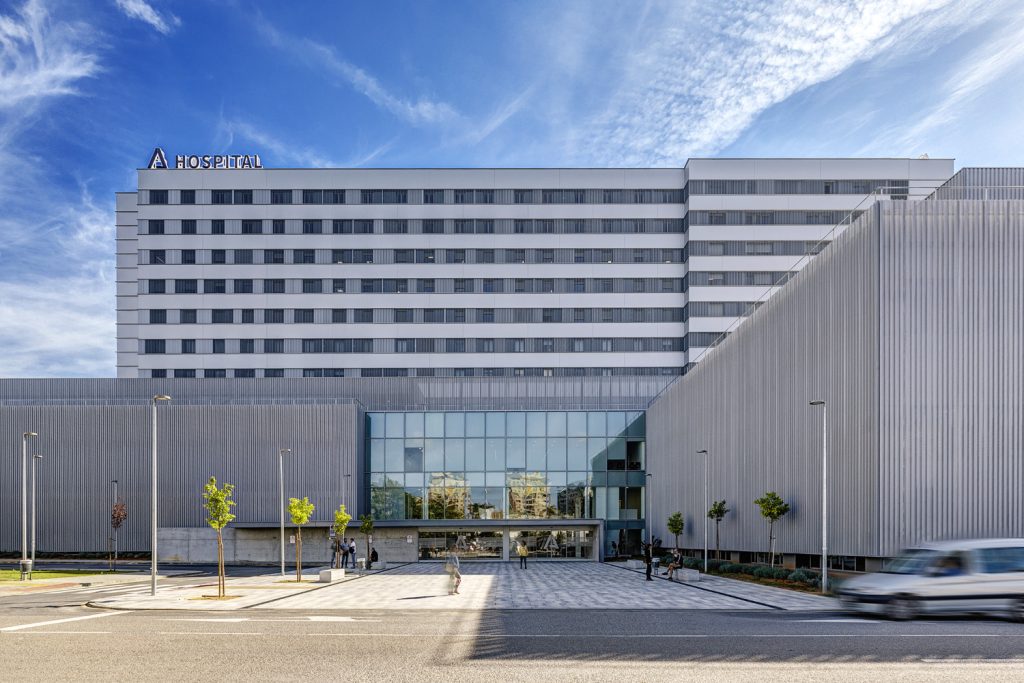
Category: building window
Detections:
[
  {"x1": 446, "y1": 339, "x2": 466, "y2": 353},
  {"x1": 212, "y1": 339, "x2": 225, "y2": 354},
  {"x1": 294, "y1": 309, "x2": 314, "y2": 323},
  {"x1": 211, "y1": 190, "x2": 232, "y2": 205},
  {"x1": 234, "y1": 249, "x2": 253, "y2": 264},
  {"x1": 302, "y1": 219, "x2": 323, "y2": 234},
  {"x1": 178, "y1": 250, "x2": 195, "y2": 265},
  {"x1": 447, "y1": 308, "x2": 466, "y2": 323},
  {"x1": 477, "y1": 249, "x2": 495, "y2": 264},
  {"x1": 422, "y1": 219, "x2": 444, "y2": 234},
  {"x1": 302, "y1": 279, "x2": 322, "y2": 293},
  {"x1": 332, "y1": 309, "x2": 347, "y2": 323},
  {"x1": 180, "y1": 189, "x2": 195, "y2": 205},
  {"x1": 241, "y1": 309, "x2": 254, "y2": 323},
  {"x1": 264, "y1": 339, "x2": 284, "y2": 353},
  {"x1": 454, "y1": 279, "x2": 473, "y2": 293},
  {"x1": 332, "y1": 279, "x2": 346, "y2": 293},
  {"x1": 416, "y1": 249, "x2": 435, "y2": 264},
  {"x1": 181, "y1": 219, "x2": 196, "y2": 234},
  {"x1": 204, "y1": 279, "x2": 226, "y2": 294},
  {"x1": 175, "y1": 279, "x2": 197, "y2": 294},
  {"x1": 295, "y1": 249, "x2": 315, "y2": 264},
  {"x1": 234, "y1": 368, "x2": 255, "y2": 377},
  {"x1": 149, "y1": 309, "x2": 166, "y2": 324},
  {"x1": 354, "y1": 309, "x2": 374, "y2": 323},
  {"x1": 204, "y1": 369, "x2": 227, "y2": 378},
  {"x1": 272, "y1": 219, "x2": 285, "y2": 234},
  {"x1": 453, "y1": 189, "x2": 473, "y2": 204},
  {"x1": 180, "y1": 309, "x2": 197, "y2": 324},
  {"x1": 514, "y1": 189, "x2": 533, "y2": 204},
  {"x1": 239, "y1": 339, "x2": 255, "y2": 354},
  {"x1": 212, "y1": 220, "x2": 225, "y2": 235},
  {"x1": 212, "y1": 309, "x2": 234, "y2": 323},
  {"x1": 270, "y1": 189, "x2": 292, "y2": 205},
  {"x1": 149, "y1": 189, "x2": 168, "y2": 205},
  {"x1": 211, "y1": 249, "x2": 226, "y2": 264},
  {"x1": 423, "y1": 308, "x2": 443, "y2": 323},
  {"x1": 395, "y1": 249, "x2": 414, "y2": 264},
  {"x1": 148, "y1": 280, "x2": 166, "y2": 294},
  {"x1": 447, "y1": 249, "x2": 466, "y2": 264},
  {"x1": 265, "y1": 249, "x2": 285, "y2": 264},
  {"x1": 354, "y1": 220, "x2": 374, "y2": 234},
  {"x1": 383, "y1": 220, "x2": 408, "y2": 234},
  {"x1": 264, "y1": 279, "x2": 285, "y2": 294},
  {"x1": 265, "y1": 309, "x2": 284, "y2": 323},
  {"x1": 233, "y1": 190, "x2": 252, "y2": 205},
  {"x1": 264, "y1": 369, "x2": 284, "y2": 378},
  {"x1": 302, "y1": 189, "x2": 323, "y2": 204},
  {"x1": 181, "y1": 339, "x2": 196, "y2": 354},
  {"x1": 150, "y1": 369, "x2": 167, "y2": 378},
  {"x1": 149, "y1": 250, "x2": 166, "y2": 265},
  {"x1": 174, "y1": 369, "x2": 195, "y2": 378},
  {"x1": 423, "y1": 189, "x2": 445, "y2": 204},
  {"x1": 361, "y1": 189, "x2": 407, "y2": 204},
  {"x1": 148, "y1": 220, "x2": 164, "y2": 235},
  {"x1": 417, "y1": 279, "x2": 435, "y2": 293}
]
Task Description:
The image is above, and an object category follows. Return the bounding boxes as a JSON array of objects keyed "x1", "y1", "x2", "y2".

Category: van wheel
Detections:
[
  {"x1": 1010, "y1": 599, "x2": 1024, "y2": 623},
  {"x1": 887, "y1": 595, "x2": 919, "y2": 621}
]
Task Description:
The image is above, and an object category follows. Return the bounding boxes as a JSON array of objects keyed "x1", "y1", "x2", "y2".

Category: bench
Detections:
[
  {"x1": 667, "y1": 568, "x2": 701, "y2": 582},
  {"x1": 318, "y1": 568, "x2": 346, "y2": 583}
]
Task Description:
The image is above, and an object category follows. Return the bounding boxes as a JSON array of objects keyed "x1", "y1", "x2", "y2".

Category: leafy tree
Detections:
[
  {"x1": 707, "y1": 500, "x2": 730, "y2": 559},
  {"x1": 359, "y1": 514, "x2": 374, "y2": 566},
  {"x1": 288, "y1": 497, "x2": 315, "y2": 581},
  {"x1": 110, "y1": 500, "x2": 127, "y2": 571},
  {"x1": 753, "y1": 492, "x2": 790, "y2": 568},
  {"x1": 332, "y1": 504, "x2": 352, "y2": 569},
  {"x1": 666, "y1": 512, "x2": 684, "y2": 550},
  {"x1": 202, "y1": 477, "x2": 236, "y2": 598}
]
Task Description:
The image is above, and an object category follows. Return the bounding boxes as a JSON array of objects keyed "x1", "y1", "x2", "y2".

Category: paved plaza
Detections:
[{"x1": 265, "y1": 562, "x2": 836, "y2": 611}]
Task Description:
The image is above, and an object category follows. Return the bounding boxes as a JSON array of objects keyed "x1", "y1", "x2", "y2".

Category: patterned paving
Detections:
[{"x1": 263, "y1": 562, "x2": 835, "y2": 611}]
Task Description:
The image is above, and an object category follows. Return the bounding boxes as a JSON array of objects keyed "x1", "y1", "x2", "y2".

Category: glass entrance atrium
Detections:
[{"x1": 367, "y1": 410, "x2": 646, "y2": 557}]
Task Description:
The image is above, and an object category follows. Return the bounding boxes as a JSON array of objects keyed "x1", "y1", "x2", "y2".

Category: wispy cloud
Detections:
[
  {"x1": 0, "y1": 0, "x2": 99, "y2": 110},
  {"x1": 113, "y1": 0, "x2": 180, "y2": 35},
  {"x1": 461, "y1": 84, "x2": 536, "y2": 146},
  {"x1": 217, "y1": 116, "x2": 339, "y2": 167},
  {"x1": 255, "y1": 17, "x2": 458, "y2": 126},
  {"x1": 538, "y1": 0, "x2": 998, "y2": 165}
]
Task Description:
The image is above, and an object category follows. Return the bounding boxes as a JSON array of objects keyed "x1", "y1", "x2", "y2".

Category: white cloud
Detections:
[
  {"x1": 113, "y1": 0, "x2": 180, "y2": 35},
  {"x1": 255, "y1": 18, "x2": 459, "y2": 126},
  {"x1": 0, "y1": 0, "x2": 99, "y2": 110},
  {"x1": 535, "y1": 0, "x2": 999, "y2": 165},
  {"x1": 217, "y1": 116, "x2": 339, "y2": 167}
]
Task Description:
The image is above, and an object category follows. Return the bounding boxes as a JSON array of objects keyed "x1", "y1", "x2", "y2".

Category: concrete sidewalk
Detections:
[{"x1": 86, "y1": 566, "x2": 389, "y2": 611}]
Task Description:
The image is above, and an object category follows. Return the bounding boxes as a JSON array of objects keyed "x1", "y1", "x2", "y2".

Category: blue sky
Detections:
[{"x1": 1, "y1": 0, "x2": 1023, "y2": 377}]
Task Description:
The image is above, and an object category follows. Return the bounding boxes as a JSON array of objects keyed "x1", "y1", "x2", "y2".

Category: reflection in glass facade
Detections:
[{"x1": 367, "y1": 411, "x2": 646, "y2": 556}]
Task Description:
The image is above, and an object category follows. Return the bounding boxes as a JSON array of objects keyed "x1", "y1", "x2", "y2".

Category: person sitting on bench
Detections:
[{"x1": 664, "y1": 549, "x2": 683, "y2": 580}]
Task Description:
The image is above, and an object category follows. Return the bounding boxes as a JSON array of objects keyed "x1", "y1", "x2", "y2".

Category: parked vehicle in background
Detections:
[{"x1": 838, "y1": 539, "x2": 1024, "y2": 621}]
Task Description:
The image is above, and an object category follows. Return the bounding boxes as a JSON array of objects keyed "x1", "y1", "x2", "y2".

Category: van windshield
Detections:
[{"x1": 881, "y1": 548, "x2": 939, "y2": 574}]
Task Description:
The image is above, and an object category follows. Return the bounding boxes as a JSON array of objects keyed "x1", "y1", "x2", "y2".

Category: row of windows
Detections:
[
  {"x1": 141, "y1": 336, "x2": 687, "y2": 355},
  {"x1": 683, "y1": 301, "x2": 760, "y2": 319},
  {"x1": 688, "y1": 210, "x2": 863, "y2": 226},
  {"x1": 686, "y1": 240, "x2": 828, "y2": 257},
  {"x1": 145, "y1": 188, "x2": 685, "y2": 206},
  {"x1": 145, "y1": 277, "x2": 687, "y2": 295},
  {"x1": 145, "y1": 366, "x2": 685, "y2": 379},
  {"x1": 146, "y1": 307, "x2": 686, "y2": 325},
  {"x1": 142, "y1": 218, "x2": 686, "y2": 236},
  {"x1": 689, "y1": 332, "x2": 728, "y2": 348},
  {"x1": 686, "y1": 179, "x2": 909, "y2": 196},
  {"x1": 143, "y1": 247, "x2": 686, "y2": 266},
  {"x1": 687, "y1": 271, "x2": 796, "y2": 287}
]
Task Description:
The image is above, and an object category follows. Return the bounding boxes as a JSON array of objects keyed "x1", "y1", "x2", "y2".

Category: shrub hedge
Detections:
[{"x1": 652, "y1": 557, "x2": 821, "y2": 587}]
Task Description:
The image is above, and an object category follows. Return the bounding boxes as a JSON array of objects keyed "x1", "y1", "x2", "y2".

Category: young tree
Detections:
[
  {"x1": 202, "y1": 477, "x2": 236, "y2": 598},
  {"x1": 707, "y1": 500, "x2": 730, "y2": 559},
  {"x1": 666, "y1": 512, "x2": 684, "y2": 550},
  {"x1": 110, "y1": 500, "x2": 127, "y2": 571},
  {"x1": 359, "y1": 514, "x2": 374, "y2": 566},
  {"x1": 753, "y1": 492, "x2": 790, "y2": 568},
  {"x1": 332, "y1": 504, "x2": 352, "y2": 569},
  {"x1": 288, "y1": 497, "x2": 315, "y2": 581}
]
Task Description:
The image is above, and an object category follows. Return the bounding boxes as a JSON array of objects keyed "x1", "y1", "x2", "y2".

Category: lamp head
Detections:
[
  {"x1": 24, "y1": 432, "x2": 37, "y2": 438},
  {"x1": 153, "y1": 394, "x2": 172, "y2": 402},
  {"x1": 279, "y1": 448, "x2": 292, "y2": 456},
  {"x1": 697, "y1": 449, "x2": 708, "y2": 454},
  {"x1": 809, "y1": 400, "x2": 825, "y2": 406},
  {"x1": 32, "y1": 454, "x2": 43, "y2": 460}
]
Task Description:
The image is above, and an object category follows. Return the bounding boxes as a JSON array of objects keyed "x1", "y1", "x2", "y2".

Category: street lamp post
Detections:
[
  {"x1": 645, "y1": 473, "x2": 653, "y2": 544},
  {"x1": 30, "y1": 454, "x2": 43, "y2": 580},
  {"x1": 278, "y1": 448, "x2": 293, "y2": 576},
  {"x1": 151, "y1": 395, "x2": 171, "y2": 596},
  {"x1": 112, "y1": 479, "x2": 119, "y2": 570},
  {"x1": 697, "y1": 449, "x2": 709, "y2": 573},
  {"x1": 809, "y1": 400, "x2": 828, "y2": 594},
  {"x1": 21, "y1": 431, "x2": 37, "y2": 580}
]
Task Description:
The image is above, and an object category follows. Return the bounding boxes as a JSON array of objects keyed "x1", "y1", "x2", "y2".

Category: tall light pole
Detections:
[
  {"x1": 697, "y1": 449, "x2": 709, "y2": 573},
  {"x1": 151, "y1": 394, "x2": 171, "y2": 596},
  {"x1": 112, "y1": 479, "x2": 119, "y2": 570},
  {"x1": 21, "y1": 431, "x2": 37, "y2": 580},
  {"x1": 645, "y1": 473, "x2": 653, "y2": 544},
  {"x1": 30, "y1": 454, "x2": 43, "y2": 580},
  {"x1": 810, "y1": 400, "x2": 828, "y2": 594},
  {"x1": 278, "y1": 448, "x2": 293, "y2": 576}
]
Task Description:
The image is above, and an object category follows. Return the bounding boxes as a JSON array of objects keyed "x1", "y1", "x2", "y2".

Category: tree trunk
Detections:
[
  {"x1": 216, "y1": 529, "x2": 225, "y2": 598},
  {"x1": 768, "y1": 521, "x2": 775, "y2": 568},
  {"x1": 295, "y1": 527, "x2": 303, "y2": 582},
  {"x1": 715, "y1": 521, "x2": 721, "y2": 560},
  {"x1": 674, "y1": 534, "x2": 679, "y2": 550}
]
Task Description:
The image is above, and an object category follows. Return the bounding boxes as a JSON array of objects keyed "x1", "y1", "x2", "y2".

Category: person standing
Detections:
[
  {"x1": 445, "y1": 546, "x2": 462, "y2": 595},
  {"x1": 516, "y1": 541, "x2": 528, "y2": 569},
  {"x1": 644, "y1": 542, "x2": 653, "y2": 581},
  {"x1": 349, "y1": 538, "x2": 357, "y2": 569}
]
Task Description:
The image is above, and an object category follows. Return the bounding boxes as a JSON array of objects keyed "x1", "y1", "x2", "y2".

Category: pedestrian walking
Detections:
[
  {"x1": 644, "y1": 542, "x2": 653, "y2": 581},
  {"x1": 349, "y1": 538, "x2": 357, "y2": 569},
  {"x1": 445, "y1": 546, "x2": 462, "y2": 595},
  {"x1": 516, "y1": 540, "x2": 529, "y2": 569}
]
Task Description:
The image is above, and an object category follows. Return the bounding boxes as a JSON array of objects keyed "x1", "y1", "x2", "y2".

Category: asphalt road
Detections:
[{"x1": 2, "y1": 603, "x2": 1023, "y2": 681}]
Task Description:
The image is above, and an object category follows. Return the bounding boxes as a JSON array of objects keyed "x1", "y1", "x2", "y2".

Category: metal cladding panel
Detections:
[
  {"x1": 646, "y1": 205, "x2": 882, "y2": 557},
  {"x1": 877, "y1": 200, "x2": 1024, "y2": 554},
  {"x1": 930, "y1": 168, "x2": 1024, "y2": 200},
  {"x1": 0, "y1": 404, "x2": 360, "y2": 554}
]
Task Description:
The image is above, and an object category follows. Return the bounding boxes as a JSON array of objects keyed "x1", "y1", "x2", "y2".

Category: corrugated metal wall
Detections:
[
  {"x1": 0, "y1": 404, "x2": 360, "y2": 554},
  {"x1": 648, "y1": 198, "x2": 1024, "y2": 560},
  {"x1": 647, "y1": 204, "x2": 882, "y2": 558},
  {"x1": 877, "y1": 200, "x2": 1024, "y2": 553}
]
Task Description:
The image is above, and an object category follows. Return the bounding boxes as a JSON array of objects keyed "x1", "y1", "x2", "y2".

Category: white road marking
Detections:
[
  {"x1": 306, "y1": 616, "x2": 379, "y2": 622},
  {"x1": 163, "y1": 618, "x2": 249, "y2": 623},
  {"x1": 9, "y1": 631, "x2": 112, "y2": 635},
  {"x1": 0, "y1": 611, "x2": 131, "y2": 632},
  {"x1": 157, "y1": 632, "x2": 262, "y2": 636},
  {"x1": 797, "y1": 618, "x2": 880, "y2": 623}
]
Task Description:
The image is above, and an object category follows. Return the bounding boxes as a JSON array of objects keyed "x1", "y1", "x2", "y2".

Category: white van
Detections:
[{"x1": 837, "y1": 539, "x2": 1024, "y2": 621}]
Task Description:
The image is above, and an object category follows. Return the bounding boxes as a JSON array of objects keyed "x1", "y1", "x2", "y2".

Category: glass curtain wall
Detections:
[{"x1": 368, "y1": 411, "x2": 646, "y2": 525}]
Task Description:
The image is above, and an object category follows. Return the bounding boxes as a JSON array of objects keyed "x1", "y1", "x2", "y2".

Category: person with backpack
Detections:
[
  {"x1": 339, "y1": 539, "x2": 349, "y2": 569},
  {"x1": 516, "y1": 540, "x2": 529, "y2": 569}
]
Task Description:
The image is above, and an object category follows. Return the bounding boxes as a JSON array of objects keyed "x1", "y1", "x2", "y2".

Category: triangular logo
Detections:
[{"x1": 147, "y1": 147, "x2": 168, "y2": 170}]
